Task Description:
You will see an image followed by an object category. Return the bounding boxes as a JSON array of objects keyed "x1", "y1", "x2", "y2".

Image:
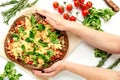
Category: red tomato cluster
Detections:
[
  {"x1": 73, "y1": 0, "x2": 93, "y2": 16},
  {"x1": 52, "y1": 0, "x2": 93, "y2": 21},
  {"x1": 53, "y1": 1, "x2": 76, "y2": 21}
]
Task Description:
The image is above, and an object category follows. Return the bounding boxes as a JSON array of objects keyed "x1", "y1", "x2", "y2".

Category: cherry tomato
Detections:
[
  {"x1": 66, "y1": 4, "x2": 73, "y2": 11},
  {"x1": 69, "y1": 16, "x2": 76, "y2": 21},
  {"x1": 10, "y1": 39, "x2": 14, "y2": 43},
  {"x1": 80, "y1": 3, "x2": 88, "y2": 10},
  {"x1": 74, "y1": 1, "x2": 80, "y2": 7},
  {"x1": 16, "y1": 21, "x2": 21, "y2": 25},
  {"x1": 82, "y1": 9, "x2": 89, "y2": 17},
  {"x1": 86, "y1": 1, "x2": 93, "y2": 8},
  {"x1": 50, "y1": 56, "x2": 55, "y2": 61},
  {"x1": 79, "y1": 0, "x2": 85, "y2": 3},
  {"x1": 58, "y1": 6, "x2": 64, "y2": 13},
  {"x1": 53, "y1": 1, "x2": 59, "y2": 8},
  {"x1": 63, "y1": 13, "x2": 70, "y2": 20},
  {"x1": 27, "y1": 61, "x2": 33, "y2": 65}
]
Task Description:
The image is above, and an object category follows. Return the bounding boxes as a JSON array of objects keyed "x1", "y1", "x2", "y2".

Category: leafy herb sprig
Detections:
[
  {"x1": 0, "y1": 62, "x2": 22, "y2": 80},
  {"x1": 83, "y1": 7, "x2": 114, "y2": 31},
  {"x1": 94, "y1": 48, "x2": 112, "y2": 67},
  {"x1": 107, "y1": 58, "x2": 120, "y2": 69},
  {"x1": 1, "y1": 0, "x2": 38, "y2": 25},
  {"x1": 0, "y1": 0, "x2": 19, "y2": 7}
]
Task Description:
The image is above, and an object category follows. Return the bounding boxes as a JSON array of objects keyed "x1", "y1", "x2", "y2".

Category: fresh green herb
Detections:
[
  {"x1": 27, "y1": 51, "x2": 34, "y2": 55},
  {"x1": 29, "y1": 30, "x2": 35, "y2": 38},
  {"x1": 107, "y1": 58, "x2": 120, "y2": 69},
  {"x1": 50, "y1": 36, "x2": 60, "y2": 44},
  {"x1": 18, "y1": 27, "x2": 24, "y2": 33},
  {"x1": 47, "y1": 29, "x2": 52, "y2": 36},
  {"x1": 94, "y1": 48, "x2": 108, "y2": 58},
  {"x1": 47, "y1": 50, "x2": 54, "y2": 57},
  {"x1": 0, "y1": 62, "x2": 22, "y2": 80},
  {"x1": 32, "y1": 56, "x2": 38, "y2": 61},
  {"x1": 5, "y1": 62, "x2": 15, "y2": 73},
  {"x1": 18, "y1": 27, "x2": 26, "y2": 36},
  {"x1": 48, "y1": 29, "x2": 61, "y2": 37},
  {"x1": 32, "y1": 56, "x2": 38, "y2": 66},
  {"x1": 12, "y1": 33, "x2": 19, "y2": 42},
  {"x1": 38, "y1": 39, "x2": 48, "y2": 47},
  {"x1": 2, "y1": 0, "x2": 28, "y2": 24},
  {"x1": 25, "y1": 37, "x2": 33, "y2": 43},
  {"x1": 37, "y1": 53, "x2": 48, "y2": 63},
  {"x1": 54, "y1": 30, "x2": 61, "y2": 37},
  {"x1": 25, "y1": 0, "x2": 38, "y2": 7},
  {"x1": 36, "y1": 24, "x2": 45, "y2": 31},
  {"x1": 0, "y1": 0, "x2": 18, "y2": 7},
  {"x1": 96, "y1": 54, "x2": 112, "y2": 67},
  {"x1": 83, "y1": 7, "x2": 114, "y2": 31},
  {"x1": 33, "y1": 45, "x2": 39, "y2": 52},
  {"x1": 47, "y1": 29, "x2": 60, "y2": 44},
  {"x1": 27, "y1": 45, "x2": 39, "y2": 55},
  {"x1": 83, "y1": 14, "x2": 102, "y2": 30},
  {"x1": 97, "y1": 8, "x2": 115, "y2": 21},
  {"x1": 30, "y1": 14, "x2": 36, "y2": 25},
  {"x1": 94, "y1": 48, "x2": 112, "y2": 67},
  {"x1": 21, "y1": 44, "x2": 25, "y2": 51},
  {"x1": 1, "y1": 0, "x2": 38, "y2": 24},
  {"x1": 29, "y1": 52, "x2": 48, "y2": 63}
]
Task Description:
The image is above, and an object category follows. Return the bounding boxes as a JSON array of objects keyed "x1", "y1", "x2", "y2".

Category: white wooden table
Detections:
[{"x1": 0, "y1": 0, "x2": 120, "y2": 80}]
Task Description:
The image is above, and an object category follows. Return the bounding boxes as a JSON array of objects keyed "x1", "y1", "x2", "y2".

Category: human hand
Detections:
[
  {"x1": 37, "y1": 10, "x2": 80, "y2": 31},
  {"x1": 32, "y1": 61, "x2": 66, "y2": 77}
]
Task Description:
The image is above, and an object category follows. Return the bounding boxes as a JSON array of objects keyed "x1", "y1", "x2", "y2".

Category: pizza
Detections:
[{"x1": 4, "y1": 13, "x2": 68, "y2": 70}]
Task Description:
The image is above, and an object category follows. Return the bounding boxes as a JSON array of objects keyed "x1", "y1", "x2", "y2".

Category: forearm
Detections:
[
  {"x1": 65, "y1": 61, "x2": 120, "y2": 80},
  {"x1": 68, "y1": 24, "x2": 120, "y2": 54},
  {"x1": 38, "y1": 10, "x2": 120, "y2": 54}
]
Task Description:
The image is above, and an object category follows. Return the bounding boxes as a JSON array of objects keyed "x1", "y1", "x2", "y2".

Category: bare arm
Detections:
[
  {"x1": 32, "y1": 61, "x2": 120, "y2": 80},
  {"x1": 38, "y1": 10, "x2": 120, "y2": 54},
  {"x1": 65, "y1": 61, "x2": 120, "y2": 80},
  {"x1": 69, "y1": 24, "x2": 120, "y2": 54}
]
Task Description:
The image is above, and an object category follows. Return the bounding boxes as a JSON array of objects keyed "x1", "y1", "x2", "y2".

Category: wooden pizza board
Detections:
[{"x1": 0, "y1": 6, "x2": 81, "y2": 80}]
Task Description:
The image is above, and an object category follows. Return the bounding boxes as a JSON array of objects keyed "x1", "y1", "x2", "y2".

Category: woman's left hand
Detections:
[{"x1": 32, "y1": 61, "x2": 66, "y2": 77}]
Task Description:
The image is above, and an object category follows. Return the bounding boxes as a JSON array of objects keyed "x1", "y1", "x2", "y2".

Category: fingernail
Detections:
[
  {"x1": 41, "y1": 70, "x2": 44, "y2": 73},
  {"x1": 41, "y1": 15, "x2": 46, "y2": 19}
]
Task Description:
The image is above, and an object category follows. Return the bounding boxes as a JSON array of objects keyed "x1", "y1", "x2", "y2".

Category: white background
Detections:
[{"x1": 0, "y1": 0, "x2": 120, "y2": 80}]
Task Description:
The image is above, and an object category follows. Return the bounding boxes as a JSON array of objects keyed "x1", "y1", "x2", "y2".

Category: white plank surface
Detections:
[{"x1": 0, "y1": 0, "x2": 120, "y2": 80}]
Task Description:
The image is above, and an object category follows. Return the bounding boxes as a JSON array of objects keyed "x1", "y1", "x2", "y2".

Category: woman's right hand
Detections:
[{"x1": 37, "y1": 10, "x2": 81, "y2": 31}]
